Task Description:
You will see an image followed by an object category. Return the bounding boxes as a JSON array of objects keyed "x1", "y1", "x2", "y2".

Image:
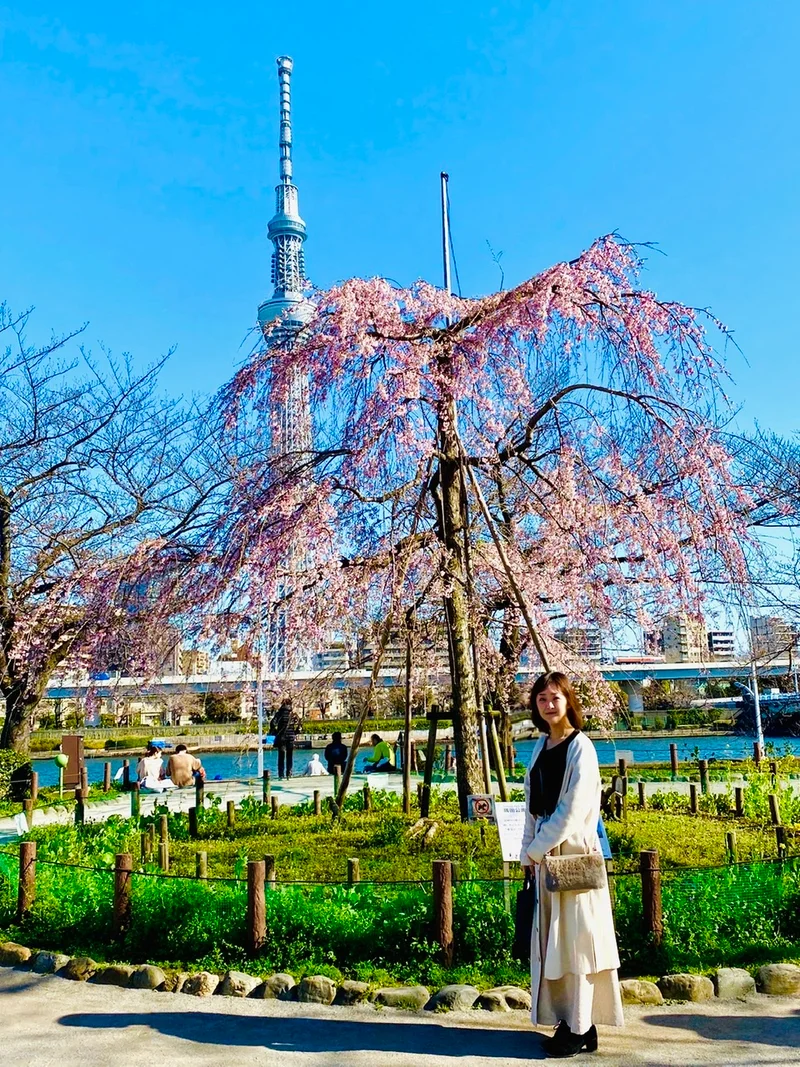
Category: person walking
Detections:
[
  {"x1": 269, "y1": 698, "x2": 301, "y2": 779},
  {"x1": 520, "y1": 671, "x2": 623, "y2": 1057}
]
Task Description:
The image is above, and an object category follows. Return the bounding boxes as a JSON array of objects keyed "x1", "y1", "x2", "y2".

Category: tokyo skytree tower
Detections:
[
  {"x1": 258, "y1": 56, "x2": 314, "y2": 673},
  {"x1": 258, "y1": 54, "x2": 314, "y2": 456}
]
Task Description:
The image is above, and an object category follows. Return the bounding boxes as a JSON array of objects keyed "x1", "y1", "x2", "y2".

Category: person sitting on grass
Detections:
[
  {"x1": 363, "y1": 733, "x2": 395, "y2": 773},
  {"x1": 137, "y1": 745, "x2": 167, "y2": 791},
  {"x1": 303, "y1": 752, "x2": 328, "y2": 776},
  {"x1": 167, "y1": 744, "x2": 205, "y2": 788},
  {"x1": 324, "y1": 731, "x2": 348, "y2": 774}
]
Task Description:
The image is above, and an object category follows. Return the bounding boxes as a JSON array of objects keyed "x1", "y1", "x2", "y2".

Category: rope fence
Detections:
[{"x1": 2, "y1": 838, "x2": 800, "y2": 974}]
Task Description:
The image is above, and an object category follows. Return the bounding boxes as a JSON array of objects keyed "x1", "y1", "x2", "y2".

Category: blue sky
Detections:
[{"x1": 1, "y1": 1, "x2": 798, "y2": 434}]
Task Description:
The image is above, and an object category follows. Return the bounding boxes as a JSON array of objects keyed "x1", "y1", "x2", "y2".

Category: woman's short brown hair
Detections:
[{"x1": 528, "y1": 671, "x2": 584, "y2": 733}]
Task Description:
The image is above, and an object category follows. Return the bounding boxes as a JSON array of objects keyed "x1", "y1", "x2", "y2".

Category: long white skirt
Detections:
[{"x1": 532, "y1": 875, "x2": 624, "y2": 1034}]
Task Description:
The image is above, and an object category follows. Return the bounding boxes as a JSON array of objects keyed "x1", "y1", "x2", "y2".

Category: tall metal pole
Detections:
[
  {"x1": 751, "y1": 659, "x2": 764, "y2": 760},
  {"x1": 440, "y1": 173, "x2": 452, "y2": 297},
  {"x1": 256, "y1": 646, "x2": 265, "y2": 778}
]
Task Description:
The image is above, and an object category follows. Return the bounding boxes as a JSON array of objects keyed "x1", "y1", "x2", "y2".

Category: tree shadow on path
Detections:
[{"x1": 59, "y1": 1010, "x2": 544, "y2": 1059}]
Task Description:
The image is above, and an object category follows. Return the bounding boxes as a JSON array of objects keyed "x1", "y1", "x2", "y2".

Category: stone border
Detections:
[{"x1": 1, "y1": 942, "x2": 799, "y2": 1011}]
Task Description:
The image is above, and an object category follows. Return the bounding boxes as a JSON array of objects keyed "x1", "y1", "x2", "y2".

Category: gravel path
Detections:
[{"x1": 2, "y1": 967, "x2": 799, "y2": 1067}]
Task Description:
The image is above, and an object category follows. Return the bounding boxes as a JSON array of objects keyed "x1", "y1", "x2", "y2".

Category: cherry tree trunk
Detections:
[
  {"x1": 0, "y1": 688, "x2": 36, "y2": 752},
  {"x1": 438, "y1": 407, "x2": 485, "y2": 818}
]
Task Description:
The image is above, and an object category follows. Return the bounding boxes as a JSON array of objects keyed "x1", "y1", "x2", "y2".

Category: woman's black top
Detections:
[{"x1": 529, "y1": 731, "x2": 578, "y2": 818}]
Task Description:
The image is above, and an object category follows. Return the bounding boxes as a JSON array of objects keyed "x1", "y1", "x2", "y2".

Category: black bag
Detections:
[{"x1": 513, "y1": 871, "x2": 535, "y2": 961}]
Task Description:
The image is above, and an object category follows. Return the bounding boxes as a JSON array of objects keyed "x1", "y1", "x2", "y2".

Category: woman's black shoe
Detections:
[{"x1": 542, "y1": 1023, "x2": 597, "y2": 1057}]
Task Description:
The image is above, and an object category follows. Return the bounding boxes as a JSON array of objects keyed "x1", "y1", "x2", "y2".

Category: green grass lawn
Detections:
[{"x1": 2, "y1": 784, "x2": 800, "y2": 986}]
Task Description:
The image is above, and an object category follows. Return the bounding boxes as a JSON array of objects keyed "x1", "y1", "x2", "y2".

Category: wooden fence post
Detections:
[
  {"x1": 80, "y1": 766, "x2": 89, "y2": 795},
  {"x1": 769, "y1": 793, "x2": 781, "y2": 826},
  {"x1": 113, "y1": 852, "x2": 133, "y2": 938},
  {"x1": 313, "y1": 790, "x2": 321, "y2": 817},
  {"x1": 735, "y1": 786, "x2": 744, "y2": 818},
  {"x1": 638, "y1": 781, "x2": 646, "y2": 809},
  {"x1": 130, "y1": 783, "x2": 141, "y2": 820},
  {"x1": 188, "y1": 806, "x2": 198, "y2": 839},
  {"x1": 140, "y1": 831, "x2": 148, "y2": 862},
  {"x1": 363, "y1": 782, "x2": 372, "y2": 812},
  {"x1": 74, "y1": 787, "x2": 86, "y2": 826},
  {"x1": 347, "y1": 857, "x2": 360, "y2": 884},
  {"x1": 333, "y1": 766, "x2": 342, "y2": 794},
  {"x1": 640, "y1": 849, "x2": 663, "y2": 945},
  {"x1": 726, "y1": 831, "x2": 738, "y2": 864},
  {"x1": 606, "y1": 858, "x2": 616, "y2": 909},
  {"x1": 271, "y1": 795, "x2": 278, "y2": 820},
  {"x1": 776, "y1": 826, "x2": 788, "y2": 860},
  {"x1": 262, "y1": 770, "x2": 271, "y2": 805},
  {"x1": 196, "y1": 851, "x2": 208, "y2": 879},
  {"x1": 159, "y1": 814, "x2": 169, "y2": 872},
  {"x1": 769, "y1": 760, "x2": 778, "y2": 788},
  {"x1": 753, "y1": 741, "x2": 762, "y2": 767},
  {"x1": 618, "y1": 757, "x2": 627, "y2": 778},
  {"x1": 432, "y1": 859, "x2": 454, "y2": 967},
  {"x1": 264, "y1": 854, "x2": 276, "y2": 890},
  {"x1": 122, "y1": 759, "x2": 130, "y2": 789},
  {"x1": 669, "y1": 743, "x2": 678, "y2": 780},
  {"x1": 195, "y1": 778, "x2": 204, "y2": 810},
  {"x1": 689, "y1": 783, "x2": 698, "y2": 814},
  {"x1": 103, "y1": 762, "x2": 112, "y2": 793},
  {"x1": 22, "y1": 799, "x2": 33, "y2": 830},
  {"x1": 227, "y1": 800, "x2": 235, "y2": 828},
  {"x1": 16, "y1": 840, "x2": 36, "y2": 921},
  {"x1": 148, "y1": 822, "x2": 156, "y2": 855},
  {"x1": 246, "y1": 859, "x2": 266, "y2": 955},
  {"x1": 698, "y1": 759, "x2": 709, "y2": 795},
  {"x1": 30, "y1": 771, "x2": 39, "y2": 804}
]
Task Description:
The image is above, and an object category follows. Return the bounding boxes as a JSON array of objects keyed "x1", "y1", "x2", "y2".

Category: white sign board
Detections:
[{"x1": 495, "y1": 801, "x2": 527, "y2": 863}]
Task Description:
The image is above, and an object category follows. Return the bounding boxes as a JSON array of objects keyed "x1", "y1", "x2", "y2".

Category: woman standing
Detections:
[{"x1": 520, "y1": 671, "x2": 623, "y2": 1057}]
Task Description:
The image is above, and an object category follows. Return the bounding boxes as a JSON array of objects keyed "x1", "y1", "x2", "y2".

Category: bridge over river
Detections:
[{"x1": 43, "y1": 658, "x2": 795, "y2": 714}]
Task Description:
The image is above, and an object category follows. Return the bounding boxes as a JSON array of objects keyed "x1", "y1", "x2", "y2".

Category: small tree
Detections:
[
  {"x1": 215, "y1": 236, "x2": 753, "y2": 814},
  {"x1": 0, "y1": 305, "x2": 224, "y2": 751}
]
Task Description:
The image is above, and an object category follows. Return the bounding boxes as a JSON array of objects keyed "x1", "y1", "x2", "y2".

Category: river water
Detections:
[{"x1": 29, "y1": 734, "x2": 800, "y2": 789}]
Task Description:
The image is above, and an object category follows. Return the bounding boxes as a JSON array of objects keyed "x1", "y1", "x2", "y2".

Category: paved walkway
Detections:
[
  {"x1": 1, "y1": 968, "x2": 799, "y2": 1067},
  {"x1": 0, "y1": 771, "x2": 426, "y2": 844}
]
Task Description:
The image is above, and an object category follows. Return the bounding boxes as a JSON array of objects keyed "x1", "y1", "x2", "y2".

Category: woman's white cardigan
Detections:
[{"x1": 520, "y1": 731, "x2": 620, "y2": 980}]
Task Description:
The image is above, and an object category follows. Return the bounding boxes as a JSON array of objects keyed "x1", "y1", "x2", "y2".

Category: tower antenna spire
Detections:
[
  {"x1": 258, "y1": 55, "x2": 309, "y2": 321},
  {"x1": 277, "y1": 55, "x2": 293, "y2": 184}
]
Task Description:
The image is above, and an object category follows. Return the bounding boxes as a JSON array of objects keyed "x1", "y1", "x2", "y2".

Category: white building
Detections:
[{"x1": 707, "y1": 630, "x2": 735, "y2": 660}]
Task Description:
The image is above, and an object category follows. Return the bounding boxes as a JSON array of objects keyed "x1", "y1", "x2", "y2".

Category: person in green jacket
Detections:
[{"x1": 364, "y1": 733, "x2": 395, "y2": 772}]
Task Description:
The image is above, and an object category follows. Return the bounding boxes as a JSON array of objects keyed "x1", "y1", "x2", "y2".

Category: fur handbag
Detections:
[{"x1": 543, "y1": 851, "x2": 606, "y2": 893}]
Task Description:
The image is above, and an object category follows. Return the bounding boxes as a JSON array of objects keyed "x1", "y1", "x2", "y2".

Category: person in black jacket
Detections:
[
  {"x1": 269, "y1": 698, "x2": 301, "y2": 779},
  {"x1": 324, "y1": 731, "x2": 348, "y2": 774}
]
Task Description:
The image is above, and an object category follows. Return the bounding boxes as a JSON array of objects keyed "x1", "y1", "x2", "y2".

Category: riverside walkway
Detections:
[
  {"x1": 1, "y1": 967, "x2": 799, "y2": 1067},
  {"x1": 0, "y1": 771, "x2": 431, "y2": 844}
]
